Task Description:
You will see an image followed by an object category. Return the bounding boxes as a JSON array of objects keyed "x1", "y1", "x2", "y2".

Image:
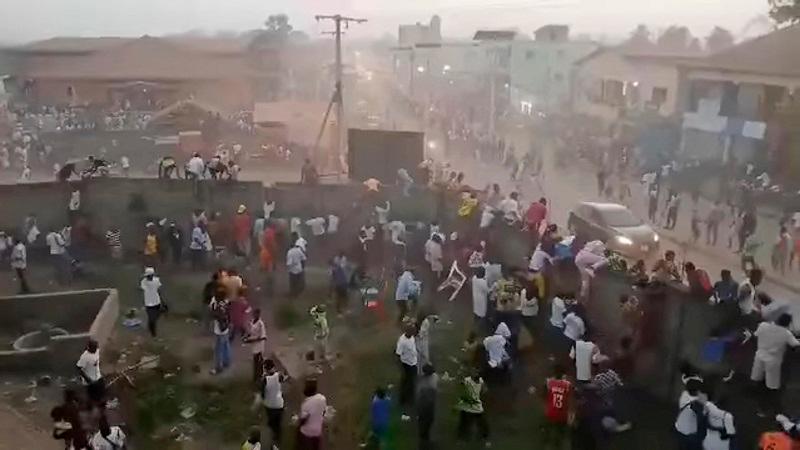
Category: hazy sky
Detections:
[{"x1": 1, "y1": 0, "x2": 770, "y2": 43}]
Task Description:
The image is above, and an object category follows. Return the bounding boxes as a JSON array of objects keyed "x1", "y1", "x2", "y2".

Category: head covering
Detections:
[
  {"x1": 144, "y1": 267, "x2": 155, "y2": 276},
  {"x1": 494, "y1": 322, "x2": 511, "y2": 338},
  {"x1": 158, "y1": 218, "x2": 168, "y2": 227},
  {"x1": 237, "y1": 204, "x2": 247, "y2": 214}
]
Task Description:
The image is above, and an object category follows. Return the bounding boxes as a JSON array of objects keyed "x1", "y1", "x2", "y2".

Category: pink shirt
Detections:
[
  {"x1": 300, "y1": 393, "x2": 327, "y2": 437},
  {"x1": 229, "y1": 297, "x2": 251, "y2": 330}
]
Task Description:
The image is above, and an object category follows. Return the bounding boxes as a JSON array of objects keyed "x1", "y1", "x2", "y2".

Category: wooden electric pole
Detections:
[{"x1": 314, "y1": 14, "x2": 366, "y2": 174}]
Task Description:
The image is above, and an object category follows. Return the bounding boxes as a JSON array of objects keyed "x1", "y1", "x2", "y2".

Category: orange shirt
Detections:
[{"x1": 759, "y1": 432, "x2": 796, "y2": 450}]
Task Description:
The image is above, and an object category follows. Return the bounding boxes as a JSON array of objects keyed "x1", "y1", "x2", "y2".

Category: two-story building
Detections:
[
  {"x1": 572, "y1": 46, "x2": 701, "y2": 123},
  {"x1": 677, "y1": 24, "x2": 800, "y2": 175},
  {"x1": 509, "y1": 25, "x2": 598, "y2": 113}
]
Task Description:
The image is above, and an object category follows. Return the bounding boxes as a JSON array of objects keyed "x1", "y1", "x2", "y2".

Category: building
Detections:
[
  {"x1": 572, "y1": 47, "x2": 701, "y2": 123},
  {"x1": 4, "y1": 35, "x2": 276, "y2": 111},
  {"x1": 509, "y1": 25, "x2": 598, "y2": 113},
  {"x1": 677, "y1": 24, "x2": 800, "y2": 171},
  {"x1": 398, "y1": 16, "x2": 442, "y2": 47}
]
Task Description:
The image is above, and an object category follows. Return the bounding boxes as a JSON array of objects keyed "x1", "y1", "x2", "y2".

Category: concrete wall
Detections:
[
  {"x1": 0, "y1": 178, "x2": 264, "y2": 251},
  {"x1": 267, "y1": 183, "x2": 438, "y2": 223},
  {"x1": 0, "y1": 289, "x2": 118, "y2": 373}
]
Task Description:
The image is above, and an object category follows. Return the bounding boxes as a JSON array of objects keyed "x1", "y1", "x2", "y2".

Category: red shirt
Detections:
[
  {"x1": 526, "y1": 202, "x2": 547, "y2": 225},
  {"x1": 233, "y1": 213, "x2": 252, "y2": 242},
  {"x1": 545, "y1": 378, "x2": 572, "y2": 423}
]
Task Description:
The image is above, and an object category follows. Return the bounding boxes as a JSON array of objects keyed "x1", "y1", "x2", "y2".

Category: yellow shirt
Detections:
[
  {"x1": 144, "y1": 234, "x2": 158, "y2": 256},
  {"x1": 458, "y1": 197, "x2": 478, "y2": 217}
]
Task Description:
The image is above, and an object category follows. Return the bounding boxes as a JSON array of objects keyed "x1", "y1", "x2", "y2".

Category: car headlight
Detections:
[
  {"x1": 653, "y1": 234, "x2": 660, "y2": 242},
  {"x1": 616, "y1": 236, "x2": 633, "y2": 246}
]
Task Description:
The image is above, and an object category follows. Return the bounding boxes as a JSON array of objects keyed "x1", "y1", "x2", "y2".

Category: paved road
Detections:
[{"x1": 357, "y1": 72, "x2": 800, "y2": 330}]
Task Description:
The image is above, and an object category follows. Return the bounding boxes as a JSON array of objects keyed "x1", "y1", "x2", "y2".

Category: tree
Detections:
[
  {"x1": 250, "y1": 14, "x2": 294, "y2": 50},
  {"x1": 705, "y1": 27, "x2": 736, "y2": 53},
  {"x1": 626, "y1": 24, "x2": 653, "y2": 47},
  {"x1": 768, "y1": 0, "x2": 800, "y2": 25},
  {"x1": 688, "y1": 38, "x2": 703, "y2": 53},
  {"x1": 656, "y1": 26, "x2": 694, "y2": 51}
]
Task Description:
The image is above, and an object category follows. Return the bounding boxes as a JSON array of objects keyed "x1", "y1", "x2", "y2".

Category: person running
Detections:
[
  {"x1": 751, "y1": 314, "x2": 799, "y2": 409},
  {"x1": 542, "y1": 365, "x2": 573, "y2": 450},
  {"x1": 456, "y1": 370, "x2": 490, "y2": 447},
  {"x1": 297, "y1": 379, "x2": 327, "y2": 450},
  {"x1": 10, "y1": 238, "x2": 30, "y2": 294},
  {"x1": 369, "y1": 387, "x2": 391, "y2": 449},
  {"x1": 261, "y1": 359, "x2": 286, "y2": 449},
  {"x1": 396, "y1": 326, "x2": 418, "y2": 411},
  {"x1": 245, "y1": 308, "x2": 267, "y2": 383},
  {"x1": 140, "y1": 267, "x2": 164, "y2": 337},
  {"x1": 675, "y1": 378, "x2": 705, "y2": 450},
  {"x1": 209, "y1": 290, "x2": 231, "y2": 375}
]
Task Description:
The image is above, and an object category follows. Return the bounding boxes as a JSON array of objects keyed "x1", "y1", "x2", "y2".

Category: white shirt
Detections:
[
  {"x1": 77, "y1": 350, "x2": 102, "y2": 383},
  {"x1": 290, "y1": 217, "x2": 302, "y2": 235},
  {"x1": 675, "y1": 391, "x2": 699, "y2": 435},
  {"x1": 483, "y1": 334, "x2": 508, "y2": 367},
  {"x1": 89, "y1": 427, "x2": 126, "y2": 450},
  {"x1": 68, "y1": 191, "x2": 81, "y2": 211},
  {"x1": 704, "y1": 402, "x2": 735, "y2": 450},
  {"x1": 286, "y1": 247, "x2": 306, "y2": 274},
  {"x1": 570, "y1": 340, "x2": 596, "y2": 381},
  {"x1": 306, "y1": 217, "x2": 326, "y2": 236},
  {"x1": 519, "y1": 289, "x2": 539, "y2": 317},
  {"x1": 187, "y1": 156, "x2": 205, "y2": 176},
  {"x1": 529, "y1": 248, "x2": 552, "y2": 272},
  {"x1": 387, "y1": 220, "x2": 406, "y2": 244},
  {"x1": 471, "y1": 276, "x2": 490, "y2": 318},
  {"x1": 295, "y1": 236, "x2": 308, "y2": 253},
  {"x1": 361, "y1": 225, "x2": 376, "y2": 241},
  {"x1": 563, "y1": 312, "x2": 585, "y2": 341},
  {"x1": 120, "y1": 156, "x2": 130, "y2": 169},
  {"x1": 396, "y1": 334, "x2": 418, "y2": 366},
  {"x1": 738, "y1": 279, "x2": 756, "y2": 315},
  {"x1": 189, "y1": 226, "x2": 210, "y2": 251},
  {"x1": 550, "y1": 297, "x2": 567, "y2": 328},
  {"x1": 140, "y1": 277, "x2": 162, "y2": 307},
  {"x1": 300, "y1": 393, "x2": 327, "y2": 437},
  {"x1": 249, "y1": 319, "x2": 266, "y2": 355},
  {"x1": 263, "y1": 201, "x2": 276, "y2": 220},
  {"x1": 499, "y1": 198, "x2": 519, "y2": 221},
  {"x1": 754, "y1": 322, "x2": 800, "y2": 362},
  {"x1": 480, "y1": 207, "x2": 495, "y2": 228},
  {"x1": 263, "y1": 372, "x2": 284, "y2": 409},
  {"x1": 375, "y1": 203, "x2": 390, "y2": 225},
  {"x1": 10, "y1": 243, "x2": 26, "y2": 269},
  {"x1": 327, "y1": 215, "x2": 339, "y2": 234},
  {"x1": 46, "y1": 232, "x2": 66, "y2": 255}
]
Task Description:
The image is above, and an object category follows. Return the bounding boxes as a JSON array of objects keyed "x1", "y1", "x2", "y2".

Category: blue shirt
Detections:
[
  {"x1": 713, "y1": 280, "x2": 739, "y2": 303},
  {"x1": 395, "y1": 271, "x2": 415, "y2": 301},
  {"x1": 371, "y1": 396, "x2": 391, "y2": 432}
]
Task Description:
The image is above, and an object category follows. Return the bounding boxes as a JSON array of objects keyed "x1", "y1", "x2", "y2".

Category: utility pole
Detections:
[{"x1": 314, "y1": 14, "x2": 367, "y2": 174}]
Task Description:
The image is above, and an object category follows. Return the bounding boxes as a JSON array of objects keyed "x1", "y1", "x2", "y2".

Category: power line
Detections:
[{"x1": 313, "y1": 14, "x2": 367, "y2": 174}]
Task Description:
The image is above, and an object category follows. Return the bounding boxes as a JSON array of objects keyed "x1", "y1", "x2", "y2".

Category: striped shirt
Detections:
[{"x1": 105, "y1": 230, "x2": 122, "y2": 248}]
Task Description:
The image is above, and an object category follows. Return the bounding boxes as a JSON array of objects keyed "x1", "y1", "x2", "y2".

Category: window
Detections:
[
  {"x1": 651, "y1": 87, "x2": 668, "y2": 106},
  {"x1": 525, "y1": 50, "x2": 536, "y2": 60}
]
